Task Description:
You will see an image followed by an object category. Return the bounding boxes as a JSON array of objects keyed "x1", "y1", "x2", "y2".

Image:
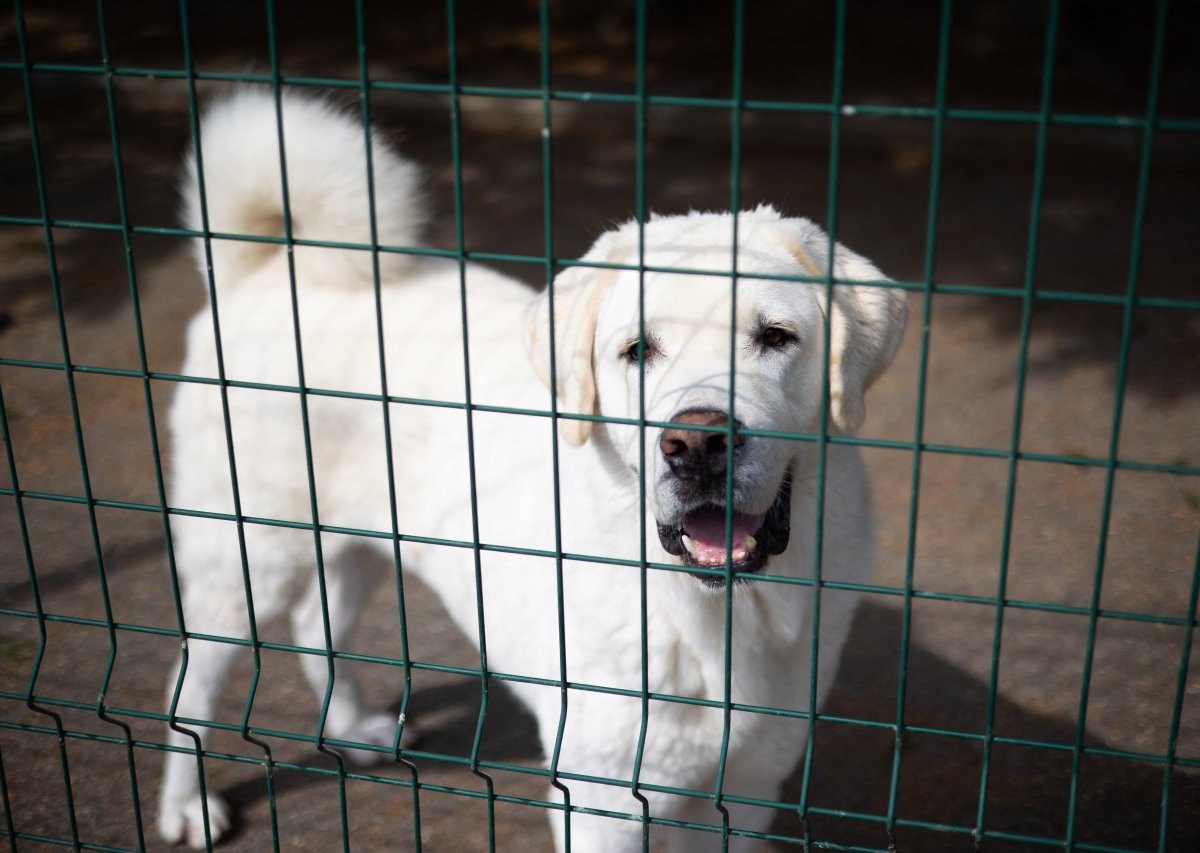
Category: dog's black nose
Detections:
[{"x1": 659, "y1": 409, "x2": 744, "y2": 483}]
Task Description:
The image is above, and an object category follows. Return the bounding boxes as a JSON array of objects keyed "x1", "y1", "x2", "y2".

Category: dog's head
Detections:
[{"x1": 526, "y1": 207, "x2": 906, "y2": 583}]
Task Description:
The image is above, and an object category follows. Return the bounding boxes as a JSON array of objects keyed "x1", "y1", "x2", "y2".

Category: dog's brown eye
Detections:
[
  {"x1": 621, "y1": 337, "x2": 658, "y2": 366},
  {"x1": 759, "y1": 326, "x2": 798, "y2": 349}
]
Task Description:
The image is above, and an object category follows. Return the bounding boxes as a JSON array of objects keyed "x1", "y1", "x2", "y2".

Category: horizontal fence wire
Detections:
[
  {"x1": 1, "y1": 363, "x2": 1197, "y2": 478},
  {"x1": 0, "y1": 59, "x2": 1199, "y2": 134},
  {"x1": 1, "y1": 218, "x2": 1199, "y2": 312},
  {"x1": 2, "y1": 0, "x2": 1198, "y2": 851},
  {"x1": 5, "y1": 695, "x2": 1200, "y2": 783}
]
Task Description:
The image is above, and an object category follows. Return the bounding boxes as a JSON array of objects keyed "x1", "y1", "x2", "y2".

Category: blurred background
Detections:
[{"x1": 1, "y1": 1, "x2": 1198, "y2": 850}]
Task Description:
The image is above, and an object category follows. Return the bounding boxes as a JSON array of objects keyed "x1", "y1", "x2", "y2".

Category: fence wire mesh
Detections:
[{"x1": 1, "y1": 1, "x2": 1198, "y2": 851}]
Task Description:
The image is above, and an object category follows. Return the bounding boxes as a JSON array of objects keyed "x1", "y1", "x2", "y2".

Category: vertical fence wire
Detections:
[
  {"x1": 797, "y1": 1, "x2": 849, "y2": 844},
  {"x1": 89, "y1": 0, "x2": 188, "y2": 844},
  {"x1": 0, "y1": 377, "x2": 79, "y2": 849},
  {"x1": 28, "y1": 29, "x2": 139, "y2": 835},
  {"x1": 627, "y1": 1, "x2": 653, "y2": 849},
  {"x1": 263, "y1": 2, "x2": 354, "y2": 848},
  {"x1": 533, "y1": 2, "x2": 576, "y2": 849},
  {"x1": 1065, "y1": 1, "x2": 1171, "y2": 848},
  {"x1": 11, "y1": 2, "x2": 88, "y2": 846},
  {"x1": 1157, "y1": 535, "x2": 1200, "y2": 851},
  {"x1": 973, "y1": 1, "x2": 1062, "y2": 844},
  {"x1": 0, "y1": 746, "x2": 14, "y2": 853},
  {"x1": 350, "y1": 3, "x2": 424, "y2": 848},
  {"x1": 713, "y1": 0, "x2": 747, "y2": 847},
  {"x1": 883, "y1": 0, "x2": 954, "y2": 845},
  {"x1": 174, "y1": 0, "x2": 282, "y2": 846},
  {"x1": 443, "y1": 2, "x2": 499, "y2": 846}
]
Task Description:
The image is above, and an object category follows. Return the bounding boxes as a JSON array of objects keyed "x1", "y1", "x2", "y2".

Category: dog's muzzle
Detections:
[
  {"x1": 656, "y1": 474, "x2": 792, "y2": 586},
  {"x1": 654, "y1": 408, "x2": 792, "y2": 585}
]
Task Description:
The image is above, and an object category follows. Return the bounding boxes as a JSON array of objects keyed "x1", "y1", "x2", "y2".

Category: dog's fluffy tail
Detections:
[{"x1": 180, "y1": 88, "x2": 424, "y2": 287}]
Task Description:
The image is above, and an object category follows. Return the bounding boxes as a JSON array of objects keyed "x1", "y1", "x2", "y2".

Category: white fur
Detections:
[{"x1": 158, "y1": 90, "x2": 906, "y2": 851}]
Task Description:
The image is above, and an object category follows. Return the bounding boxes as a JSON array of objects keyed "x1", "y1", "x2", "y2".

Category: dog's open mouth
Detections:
[{"x1": 657, "y1": 475, "x2": 792, "y2": 586}]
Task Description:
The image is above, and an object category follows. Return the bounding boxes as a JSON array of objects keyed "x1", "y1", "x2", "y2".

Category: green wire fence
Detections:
[{"x1": 1, "y1": 1, "x2": 1198, "y2": 851}]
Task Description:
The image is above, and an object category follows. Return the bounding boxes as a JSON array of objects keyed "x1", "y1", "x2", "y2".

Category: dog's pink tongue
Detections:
[{"x1": 683, "y1": 509, "x2": 765, "y2": 566}]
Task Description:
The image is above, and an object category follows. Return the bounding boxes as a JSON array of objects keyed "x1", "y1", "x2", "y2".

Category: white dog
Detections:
[{"x1": 157, "y1": 90, "x2": 905, "y2": 851}]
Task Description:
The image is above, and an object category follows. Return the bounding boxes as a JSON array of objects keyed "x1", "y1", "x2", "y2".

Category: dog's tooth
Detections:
[
  {"x1": 681, "y1": 534, "x2": 699, "y2": 557},
  {"x1": 745, "y1": 535, "x2": 758, "y2": 553}
]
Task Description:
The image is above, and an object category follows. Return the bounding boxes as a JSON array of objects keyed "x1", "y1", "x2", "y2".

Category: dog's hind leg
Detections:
[
  {"x1": 549, "y1": 780, "x2": 708, "y2": 853},
  {"x1": 661, "y1": 765, "x2": 788, "y2": 853},
  {"x1": 156, "y1": 518, "x2": 295, "y2": 848},
  {"x1": 288, "y1": 555, "x2": 413, "y2": 766}
]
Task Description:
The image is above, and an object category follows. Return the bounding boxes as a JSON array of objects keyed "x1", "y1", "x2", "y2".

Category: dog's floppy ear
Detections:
[
  {"x1": 525, "y1": 234, "x2": 618, "y2": 446},
  {"x1": 781, "y1": 220, "x2": 907, "y2": 434}
]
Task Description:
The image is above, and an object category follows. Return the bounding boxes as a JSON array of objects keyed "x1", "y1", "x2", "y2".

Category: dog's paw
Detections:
[
  {"x1": 158, "y1": 792, "x2": 231, "y2": 848},
  {"x1": 334, "y1": 712, "x2": 418, "y2": 767}
]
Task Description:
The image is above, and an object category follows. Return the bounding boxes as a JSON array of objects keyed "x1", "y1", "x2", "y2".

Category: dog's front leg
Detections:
[{"x1": 157, "y1": 638, "x2": 240, "y2": 848}]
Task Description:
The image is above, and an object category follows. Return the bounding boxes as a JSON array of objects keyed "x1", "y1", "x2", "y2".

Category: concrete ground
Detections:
[{"x1": 1, "y1": 2, "x2": 1198, "y2": 851}]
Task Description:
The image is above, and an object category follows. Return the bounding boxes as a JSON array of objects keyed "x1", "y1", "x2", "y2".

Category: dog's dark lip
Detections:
[{"x1": 657, "y1": 473, "x2": 793, "y2": 587}]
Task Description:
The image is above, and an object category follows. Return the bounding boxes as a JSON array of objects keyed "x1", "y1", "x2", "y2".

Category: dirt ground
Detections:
[{"x1": 1, "y1": 2, "x2": 1198, "y2": 851}]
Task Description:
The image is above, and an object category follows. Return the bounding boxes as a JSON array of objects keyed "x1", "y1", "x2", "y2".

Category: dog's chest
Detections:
[{"x1": 646, "y1": 586, "x2": 812, "y2": 710}]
